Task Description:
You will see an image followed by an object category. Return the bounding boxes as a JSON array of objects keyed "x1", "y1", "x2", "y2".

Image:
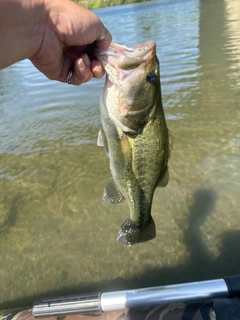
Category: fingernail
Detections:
[
  {"x1": 82, "y1": 54, "x2": 91, "y2": 67},
  {"x1": 78, "y1": 58, "x2": 85, "y2": 71},
  {"x1": 94, "y1": 65, "x2": 102, "y2": 75},
  {"x1": 93, "y1": 66, "x2": 104, "y2": 76}
]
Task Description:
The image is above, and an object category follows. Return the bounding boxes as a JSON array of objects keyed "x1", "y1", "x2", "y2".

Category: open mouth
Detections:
[
  {"x1": 96, "y1": 40, "x2": 155, "y2": 60},
  {"x1": 93, "y1": 40, "x2": 156, "y2": 67}
]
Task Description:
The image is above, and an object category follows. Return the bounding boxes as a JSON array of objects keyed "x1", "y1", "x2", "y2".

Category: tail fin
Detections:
[{"x1": 117, "y1": 217, "x2": 156, "y2": 246}]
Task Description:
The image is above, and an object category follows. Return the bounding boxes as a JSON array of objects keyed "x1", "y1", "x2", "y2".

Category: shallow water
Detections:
[{"x1": 0, "y1": 0, "x2": 240, "y2": 309}]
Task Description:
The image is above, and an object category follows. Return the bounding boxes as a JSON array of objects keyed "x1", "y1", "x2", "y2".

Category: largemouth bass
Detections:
[{"x1": 95, "y1": 41, "x2": 173, "y2": 246}]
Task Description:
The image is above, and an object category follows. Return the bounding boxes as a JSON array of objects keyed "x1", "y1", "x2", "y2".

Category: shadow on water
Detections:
[
  {"x1": 2, "y1": 188, "x2": 240, "y2": 310},
  {"x1": 0, "y1": 194, "x2": 21, "y2": 235}
]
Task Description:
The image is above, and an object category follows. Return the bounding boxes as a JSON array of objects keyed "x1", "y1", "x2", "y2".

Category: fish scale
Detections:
[{"x1": 95, "y1": 41, "x2": 172, "y2": 246}]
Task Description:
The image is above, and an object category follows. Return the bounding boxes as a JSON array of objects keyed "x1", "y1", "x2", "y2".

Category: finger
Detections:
[
  {"x1": 95, "y1": 25, "x2": 112, "y2": 51},
  {"x1": 91, "y1": 60, "x2": 105, "y2": 78},
  {"x1": 72, "y1": 54, "x2": 93, "y2": 85},
  {"x1": 61, "y1": 3, "x2": 112, "y2": 50},
  {"x1": 65, "y1": 57, "x2": 104, "y2": 85}
]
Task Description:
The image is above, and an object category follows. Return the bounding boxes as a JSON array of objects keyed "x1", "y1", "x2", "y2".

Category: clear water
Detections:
[{"x1": 0, "y1": 0, "x2": 240, "y2": 309}]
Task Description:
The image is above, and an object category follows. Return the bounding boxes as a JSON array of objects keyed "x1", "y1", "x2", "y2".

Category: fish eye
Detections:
[{"x1": 146, "y1": 72, "x2": 156, "y2": 84}]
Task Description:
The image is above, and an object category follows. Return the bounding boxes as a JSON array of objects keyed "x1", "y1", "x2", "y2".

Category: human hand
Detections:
[{"x1": 30, "y1": 0, "x2": 112, "y2": 85}]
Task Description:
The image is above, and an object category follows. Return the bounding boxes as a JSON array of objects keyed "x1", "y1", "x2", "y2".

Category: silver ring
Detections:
[
  {"x1": 98, "y1": 26, "x2": 109, "y2": 41},
  {"x1": 67, "y1": 70, "x2": 73, "y2": 85}
]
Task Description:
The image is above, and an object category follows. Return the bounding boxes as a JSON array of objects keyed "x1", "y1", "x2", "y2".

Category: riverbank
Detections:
[{"x1": 74, "y1": 0, "x2": 150, "y2": 9}]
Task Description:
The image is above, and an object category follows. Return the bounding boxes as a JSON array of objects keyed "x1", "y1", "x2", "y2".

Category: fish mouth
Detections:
[{"x1": 94, "y1": 40, "x2": 156, "y2": 70}]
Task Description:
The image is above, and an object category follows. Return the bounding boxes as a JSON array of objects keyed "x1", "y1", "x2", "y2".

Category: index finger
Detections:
[{"x1": 95, "y1": 25, "x2": 112, "y2": 51}]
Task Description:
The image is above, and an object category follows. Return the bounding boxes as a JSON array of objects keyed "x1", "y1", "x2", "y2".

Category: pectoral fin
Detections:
[
  {"x1": 157, "y1": 166, "x2": 169, "y2": 187},
  {"x1": 97, "y1": 128, "x2": 109, "y2": 155},
  {"x1": 102, "y1": 177, "x2": 124, "y2": 204}
]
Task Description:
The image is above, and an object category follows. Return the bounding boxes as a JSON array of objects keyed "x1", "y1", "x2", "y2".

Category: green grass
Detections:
[{"x1": 73, "y1": 0, "x2": 150, "y2": 9}]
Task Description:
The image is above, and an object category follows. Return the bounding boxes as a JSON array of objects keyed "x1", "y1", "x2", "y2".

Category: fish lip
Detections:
[
  {"x1": 106, "y1": 40, "x2": 155, "y2": 57},
  {"x1": 94, "y1": 40, "x2": 156, "y2": 65}
]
